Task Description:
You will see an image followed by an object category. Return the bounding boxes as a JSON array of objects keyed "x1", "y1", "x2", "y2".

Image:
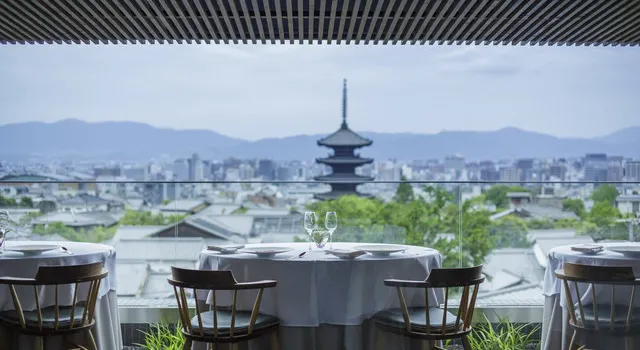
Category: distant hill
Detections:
[{"x1": 0, "y1": 119, "x2": 638, "y2": 160}]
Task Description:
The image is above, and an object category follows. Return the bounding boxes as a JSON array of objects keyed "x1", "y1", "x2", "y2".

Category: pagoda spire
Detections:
[{"x1": 341, "y1": 78, "x2": 348, "y2": 129}]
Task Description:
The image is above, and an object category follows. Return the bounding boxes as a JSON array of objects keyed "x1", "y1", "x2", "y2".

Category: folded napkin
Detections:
[
  {"x1": 325, "y1": 249, "x2": 367, "y2": 259},
  {"x1": 570, "y1": 244, "x2": 603, "y2": 253},
  {"x1": 207, "y1": 244, "x2": 245, "y2": 252}
]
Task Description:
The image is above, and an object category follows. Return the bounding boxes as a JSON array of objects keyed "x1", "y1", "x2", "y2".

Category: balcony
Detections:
[{"x1": 1, "y1": 179, "x2": 639, "y2": 349}]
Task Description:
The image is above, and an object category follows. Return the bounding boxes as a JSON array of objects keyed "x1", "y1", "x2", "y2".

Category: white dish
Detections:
[
  {"x1": 571, "y1": 244, "x2": 603, "y2": 255},
  {"x1": 207, "y1": 245, "x2": 244, "y2": 254},
  {"x1": 240, "y1": 247, "x2": 293, "y2": 258},
  {"x1": 353, "y1": 244, "x2": 407, "y2": 256},
  {"x1": 5, "y1": 244, "x2": 61, "y2": 256},
  {"x1": 325, "y1": 249, "x2": 367, "y2": 260},
  {"x1": 606, "y1": 244, "x2": 640, "y2": 258}
]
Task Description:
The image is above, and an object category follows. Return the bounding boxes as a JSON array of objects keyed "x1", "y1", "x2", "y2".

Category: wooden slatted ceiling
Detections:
[{"x1": 0, "y1": 0, "x2": 639, "y2": 46}]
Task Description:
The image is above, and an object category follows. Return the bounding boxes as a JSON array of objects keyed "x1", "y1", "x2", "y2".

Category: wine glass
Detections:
[
  {"x1": 304, "y1": 212, "x2": 318, "y2": 251},
  {"x1": 325, "y1": 212, "x2": 338, "y2": 249}
]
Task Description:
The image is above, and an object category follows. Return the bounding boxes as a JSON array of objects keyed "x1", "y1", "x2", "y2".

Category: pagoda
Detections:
[{"x1": 314, "y1": 79, "x2": 374, "y2": 201}]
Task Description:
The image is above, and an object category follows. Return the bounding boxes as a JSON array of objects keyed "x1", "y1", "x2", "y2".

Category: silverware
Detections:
[
  {"x1": 61, "y1": 246, "x2": 73, "y2": 255},
  {"x1": 288, "y1": 251, "x2": 306, "y2": 260}
]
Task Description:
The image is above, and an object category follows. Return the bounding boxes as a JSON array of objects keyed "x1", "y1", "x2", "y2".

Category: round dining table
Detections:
[
  {"x1": 196, "y1": 242, "x2": 443, "y2": 350},
  {"x1": 0, "y1": 241, "x2": 121, "y2": 350},
  {"x1": 541, "y1": 242, "x2": 640, "y2": 350}
]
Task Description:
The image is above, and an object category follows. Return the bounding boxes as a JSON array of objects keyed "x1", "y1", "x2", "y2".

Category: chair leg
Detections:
[
  {"x1": 85, "y1": 329, "x2": 97, "y2": 350},
  {"x1": 429, "y1": 340, "x2": 436, "y2": 349},
  {"x1": 376, "y1": 330, "x2": 383, "y2": 350},
  {"x1": 569, "y1": 330, "x2": 577, "y2": 350},
  {"x1": 183, "y1": 338, "x2": 192, "y2": 350},
  {"x1": 270, "y1": 329, "x2": 281, "y2": 350},
  {"x1": 462, "y1": 335, "x2": 472, "y2": 350}
]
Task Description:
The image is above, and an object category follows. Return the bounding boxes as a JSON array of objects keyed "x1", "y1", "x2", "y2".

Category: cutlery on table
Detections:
[
  {"x1": 60, "y1": 246, "x2": 73, "y2": 254},
  {"x1": 288, "y1": 251, "x2": 306, "y2": 260}
]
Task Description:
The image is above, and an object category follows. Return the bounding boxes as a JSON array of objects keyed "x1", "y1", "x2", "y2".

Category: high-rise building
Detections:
[
  {"x1": 584, "y1": 153, "x2": 608, "y2": 182},
  {"x1": 315, "y1": 79, "x2": 374, "y2": 200},
  {"x1": 173, "y1": 159, "x2": 189, "y2": 181},
  {"x1": 444, "y1": 155, "x2": 465, "y2": 171},
  {"x1": 188, "y1": 153, "x2": 203, "y2": 181},
  {"x1": 257, "y1": 159, "x2": 277, "y2": 180},
  {"x1": 499, "y1": 166, "x2": 520, "y2": 183},
  {"x1": 626, "y1": 161, "x2": 640, "y2": 181}
]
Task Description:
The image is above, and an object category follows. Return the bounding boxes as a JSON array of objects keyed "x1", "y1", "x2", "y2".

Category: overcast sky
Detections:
[{"x1": 0, "y1": 44, "x2": 638, "y2": 140}]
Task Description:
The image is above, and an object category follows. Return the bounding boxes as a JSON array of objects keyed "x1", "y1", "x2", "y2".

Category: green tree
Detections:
[
  {"x1": 394, "y1": 176, "x2": 414, "y2": 203},
  {"x1": 119, "y1": 209, "x2": 187, "y2": 226},
  {"x1": 592, "y1": 184, "x2": 618, "y2": 205},
  {"x1": 489, "y1": 216, "x2": 529, "y2": 248},
  {"x1": 562, "y1": 198, "x2": 586, "y2": 219},
  {"x1": 588, "y1": 202, "x2": 620, "y2": 227},
  {"x1": 0, "y1": 195, "x2": 17, "y2": 207},
  {"x1": 19, "y1": 197, "x2": 33, "y2": 208},
  {"x1": 484, "y1": 186, "x2": 530, "y2": 210},
  {"x1": 306, "y1": 186, "x2": 495, "y2": 268}
]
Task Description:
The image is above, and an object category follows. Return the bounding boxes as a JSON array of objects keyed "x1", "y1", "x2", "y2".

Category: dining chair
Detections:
[
  {"x1": 167, "y1": 267, "x2": 280, "y2": 350},
  {"x1": 373, "y1": 265, "x2": 485, "y2": 350},
  {"x1": 554, "y1": 262, "x2": 640, "y2": 350},
  {"x1": 0, "y1": 261, "x2": 107, "y2": 350}
]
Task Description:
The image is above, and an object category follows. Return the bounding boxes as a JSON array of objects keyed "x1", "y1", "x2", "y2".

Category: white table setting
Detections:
[
  {"x1": 196, "y1": 241, "x2": 443, "y2": 350},
  {"x1": 0, "y1": 240, "x2": 121, "y2": 350},
  {"x1": 541, "y1": 242, "x2": 640, "y2": 350}
]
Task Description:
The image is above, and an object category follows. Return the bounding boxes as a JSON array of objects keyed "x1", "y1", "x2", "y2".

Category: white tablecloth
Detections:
[
  {"x1": 541, "y1": 243, "x2": 640, "y2": 350},
  {"x1": 0, "y1": 241, "x2": 122, "y2": 350},
  {"x1": 198, "y1": 243, "x2": 443, "y2": 327}
]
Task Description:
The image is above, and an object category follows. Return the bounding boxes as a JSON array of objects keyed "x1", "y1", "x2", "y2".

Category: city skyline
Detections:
[{"x1": 1, "y1": 45, "x2": 639, "y2": 140}]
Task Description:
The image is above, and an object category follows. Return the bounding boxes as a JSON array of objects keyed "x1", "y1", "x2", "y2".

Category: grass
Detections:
[
  {"x1": 134, "y1": 323, "x2": 185, "y2": 350},
  {"x1": 465, "y1": 314, "x2": 539, "y2": 350}
]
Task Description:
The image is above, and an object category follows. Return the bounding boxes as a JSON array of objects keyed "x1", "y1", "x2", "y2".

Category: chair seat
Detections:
[
  {"x1": 575, "y1": 304, "x2": 640, "y2": 328},
  {"x1": 0, "y1": 305, "x2": 87, "y2": 329},
  {"x1": 373, "y1": 307, "x2": 460, "y2": 332},
  {"x1": 190, "y1": 310, "x2": 279, "y2": 336}
]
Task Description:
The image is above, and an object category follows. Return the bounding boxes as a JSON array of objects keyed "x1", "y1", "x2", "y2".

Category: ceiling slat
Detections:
[
  {"x1": 187, "y1": 0, "x2": 212, "y2": 43},
  {"x1": 238, "y1": 0, "x2": 257, "y2": 44},
  {"x1": 337, "y1": 0, "x2": 351, "y2": 44},
  {"x1": 561, "y1": 1, "x2": 626, "y2": 45},
  {"x1": 170, "y1": 0, "x2": 199, "y2": 43},
  {"x1": 134, "y1": 0, "x2": 172, "y2": 43},
  {"x1": 365, "y1": 0, "x2": 385, "y2": 44},
  {"x1": 100, "y1": 0, "x2": 142, "y2": 43},
  {"x1": 71, "y1": 1, "x2": 127, "y2": 44},
  {"x1": 0, "y1": 2, "x2": 55, "y2": 44},
  {"x1": 375, "y1": 0, "x2": 396, "y2": 44},
  {"x1": 216, "y1": 0, "x2": 238, "y2": 44},
  {"x1": 355, "y1": 0, "x2": 373, "y2": 44},
  {"x1": 402, "y1": 0, "x2": 430, "y2": 44},
  {"x1": 326, "y1": 0, "x2": 339, "y2": 44},
  {"x1": 274, "y1": 0, "x2": 285, "y2": 43},
  {"x1": 423, "y1": 0, "x2": 455, "y2": 45},
  {"x1": 1, "y1": 0, "x2": 639, "y2": 46},
  {"x1": 120, "y1": 0, "x2": 159, "y2": 43},
  {"x1": 203, "y1": 0, "x2": 227, "y2": 43}
]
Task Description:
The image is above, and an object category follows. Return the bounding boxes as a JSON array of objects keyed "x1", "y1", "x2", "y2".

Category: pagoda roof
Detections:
[
  {"x1": 316, "y1": 157, "x2": 373, "y2": 165},
  {"x1": 317, "y1": 126, "x2": 372, "y2": 148},
  {"x1": 314, "y1": 174, "x2": 374, "y2": 183},
  {"x1": 314, "y1": 191, "x2": 374, "y2": 201}
]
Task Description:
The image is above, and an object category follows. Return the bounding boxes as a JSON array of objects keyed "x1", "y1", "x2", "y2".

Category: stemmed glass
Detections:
[
  {"x1": 325, "y1": 212, "x2": 338, "y2": 249},
  {"x1": 304, "y1": 212, "x2": 318, "y2": 251}
]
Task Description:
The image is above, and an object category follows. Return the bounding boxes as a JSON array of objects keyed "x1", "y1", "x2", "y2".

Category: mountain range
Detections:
[{"x1": 1, "y1": 119, "x2": 638, "y2": 161}]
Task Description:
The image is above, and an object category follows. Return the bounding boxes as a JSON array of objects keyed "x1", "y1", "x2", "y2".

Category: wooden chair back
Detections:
[
  {"x1": 167, "y1": 267, "x2": 277, "y2": 340},
  {"x1": 3, "y1": 261, "x2": 107, "y2": 333},
  {"x1": 555, "y1": 262, "x2": 639, "y2": 333},
  {"x1": 387, "y1": 265, "x2": 484, "y2": 338}
]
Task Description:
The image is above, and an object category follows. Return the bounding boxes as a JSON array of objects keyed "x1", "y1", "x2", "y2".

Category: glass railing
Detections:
[{"x1": 1, "y1": 179, "x2": 638, "y2": 345}]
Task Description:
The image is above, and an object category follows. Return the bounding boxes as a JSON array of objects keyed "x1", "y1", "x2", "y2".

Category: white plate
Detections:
[
  {"x1": 240, "y1": 247, "x2": 293, "y2": 258},
  {"x1": 571, "y1": 244, "x2": 603, "y2": 255},
  {"x1": 353, "y1": 244, "x2": 407, "y2": 256},
  {"x1": 325, "y1": 249, "x2": 367, "y2": 260},
  {"x1": 5, "y1": 244, "x2": 61, "y2": 256},
  {"x1": 606, "y1": 244, "x2": 640, "y2": 258},
  {"x1": 207, "y1": 245, "x2": 244, "y2": 254}
]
